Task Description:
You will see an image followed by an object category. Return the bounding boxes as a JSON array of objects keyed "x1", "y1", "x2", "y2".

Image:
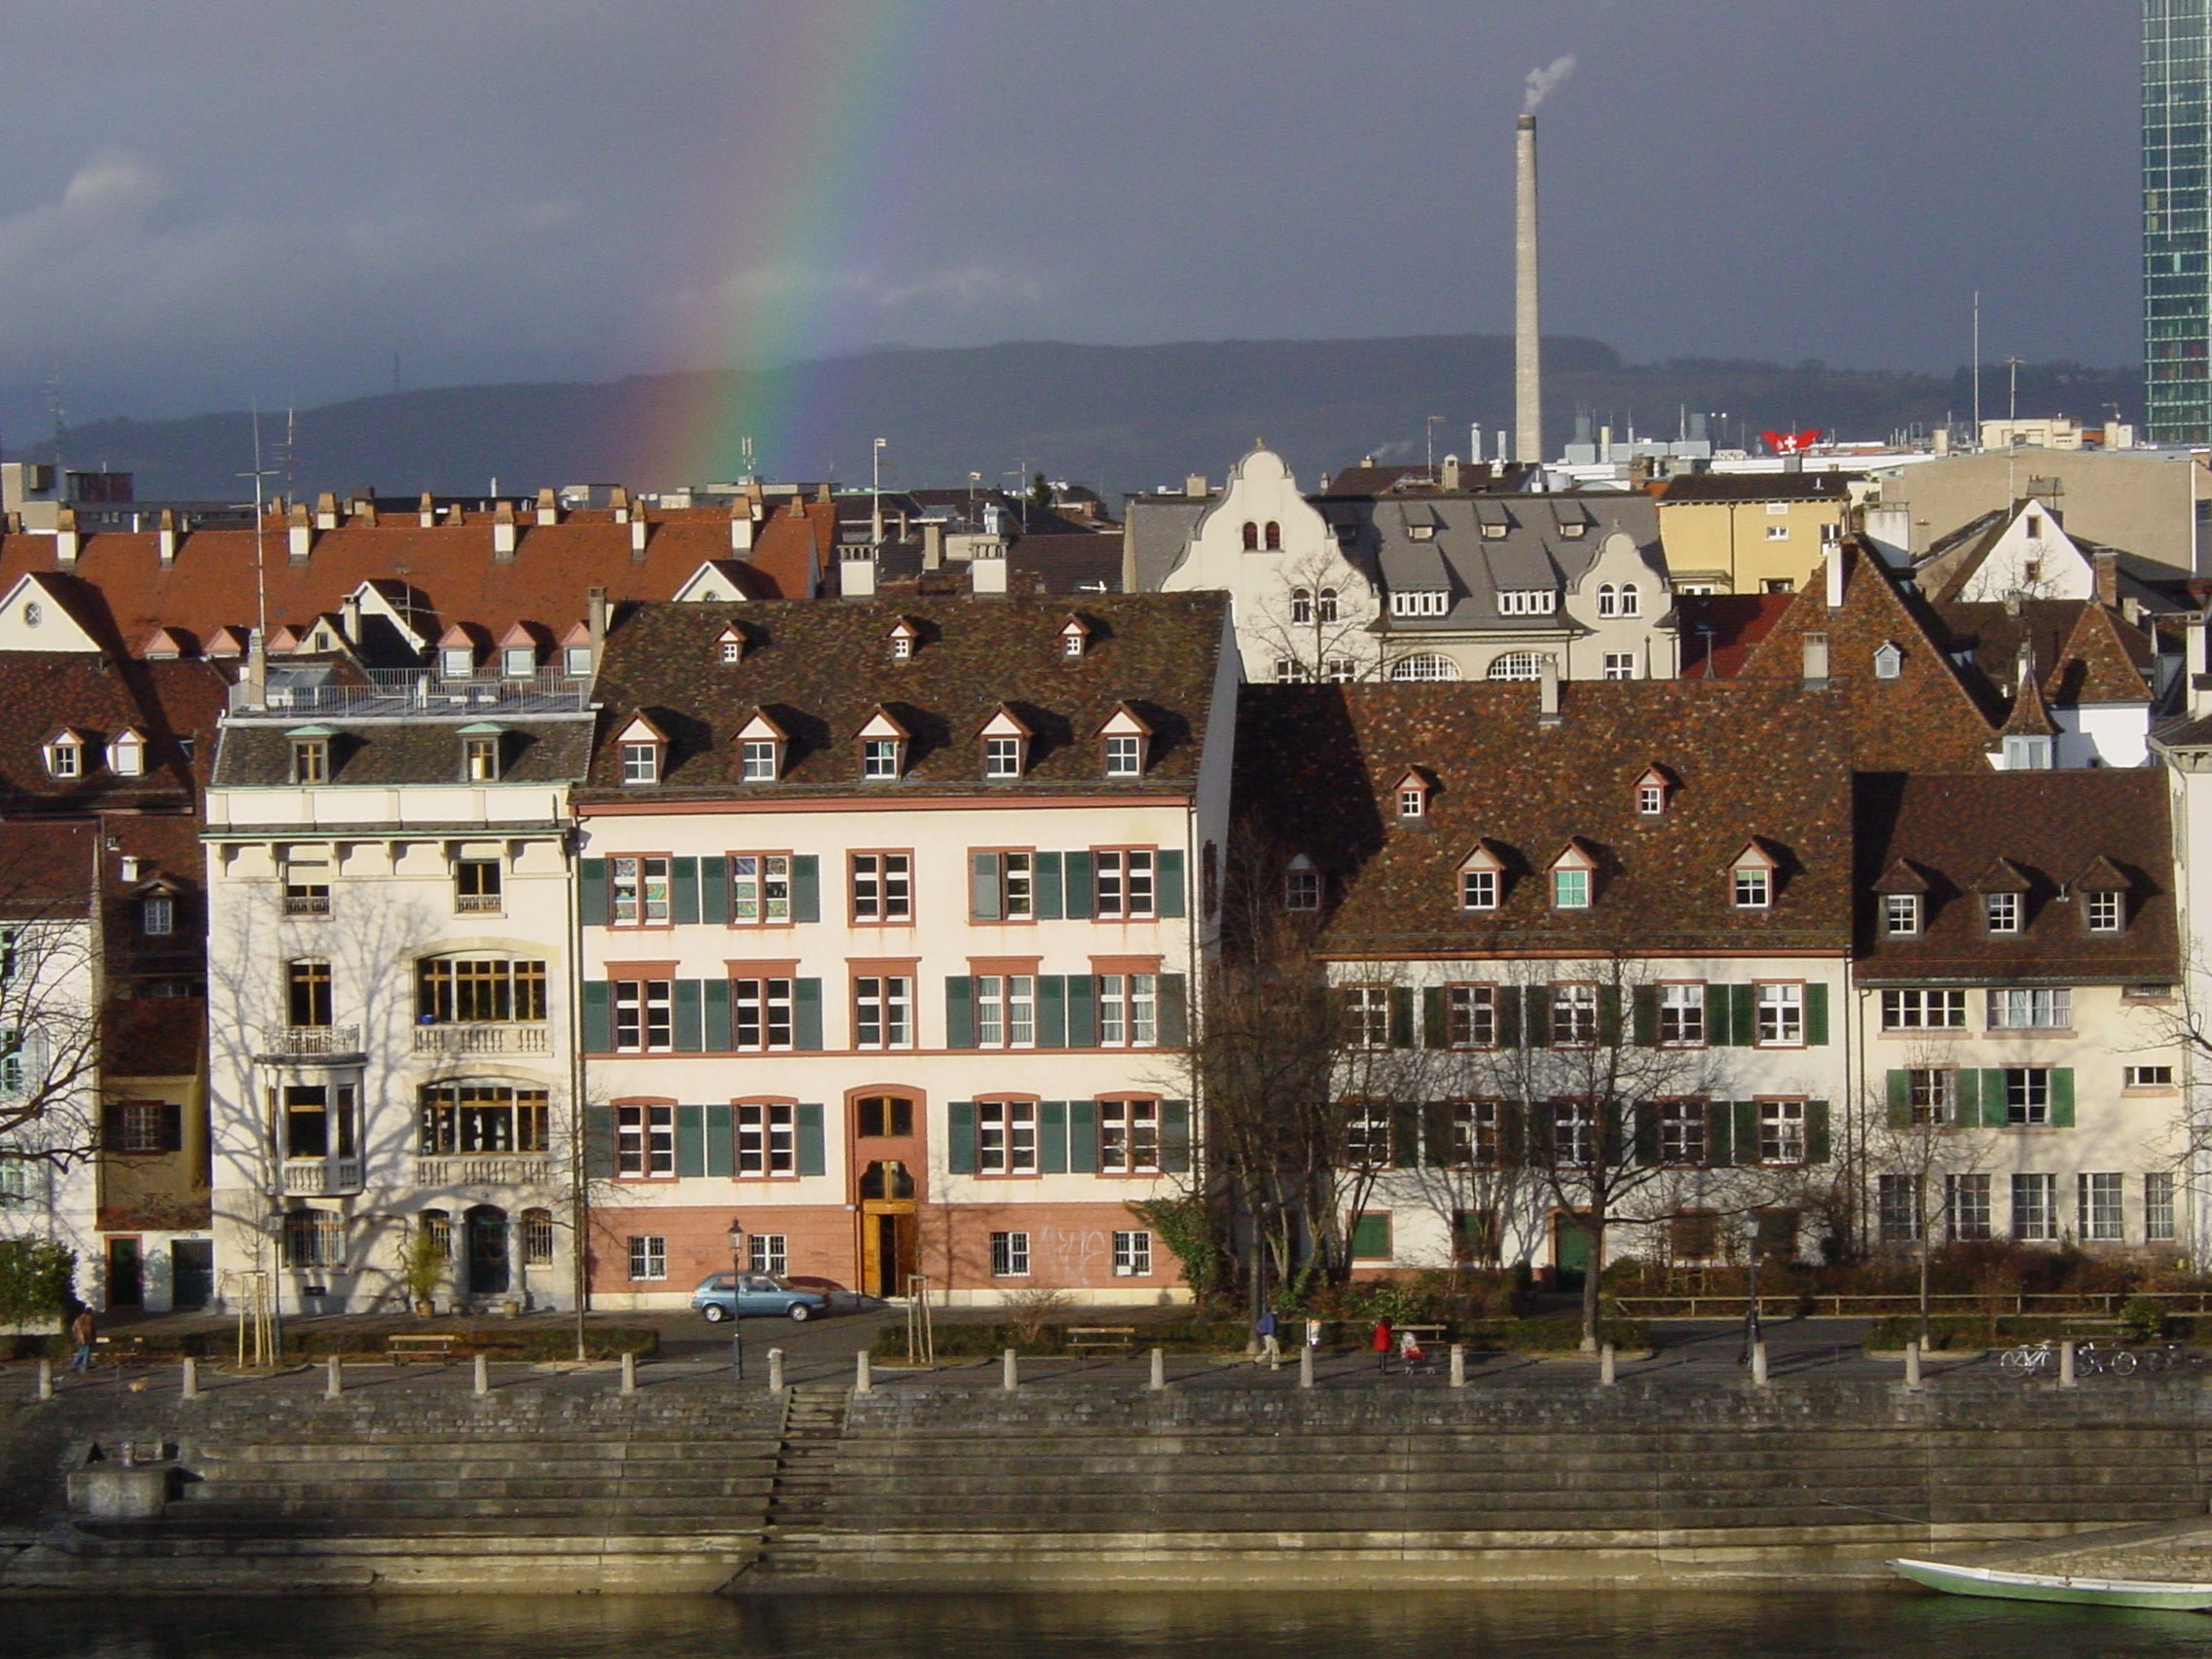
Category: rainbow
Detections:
[{"x1": 635, "y1": 1, "x2": 921, "y2": 488}]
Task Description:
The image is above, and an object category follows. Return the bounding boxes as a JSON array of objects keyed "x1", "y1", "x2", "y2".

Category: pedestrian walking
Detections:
[
  {"x1": 1254, "y1": 1308, "x2": 1281, "y2": 1369},
  {"x1": 67, "y1": 1308, "x2": 95, "y2": 1375},
  {"x1": 1371, "y1": 1315, "x2": 1394, "y2": 1372}
]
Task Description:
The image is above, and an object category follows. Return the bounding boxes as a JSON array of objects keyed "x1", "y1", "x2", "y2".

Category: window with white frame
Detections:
[
  {"x1": 2147, "y1": 1171, "x2": 2177, "y2": 1242},
  {"x1": 1487, "y1": 651, "x2": 1549, "y2": 682},
  {"x1": 1446, "y1": 984, "x2": 1495, "y2": 1049},
  {"x1": 732, "y1": 978, "x2": 794, "y2": 1051},
  {"x1": 1343, "y1": 984, "x2": 1390, "y2": 1050},
  {"x1": 850, "y1": 852, "x2": 911, "y2": 921},
  {"x1": 853, "y1": 976, "x2": 911, "y2": 1049},
  {"x1": 1637, "y1": 783, "x2": 1665, "y2": 816},
  {"x1": 984, "y1": 735, "x2": 1023, "y2": 779},
  {"x1": 1449, "y1": 1100, "x2": 1502, "y2": 1166},
  {"x1": 1883, "y1": 893, "x2": 1921, "y2": 936},
  {"x1": 2012, "y1": 1172, "x2": 2057, "y2": 1241},
  {"x1": 615, "y1": 1105, "x2": 675, "y2": 1178},
  {"x1": 862, "y1": 738, "x2": 902, "y2": 779},
  {"x1": 1098, "y1": 1098, "x2": 1161, "y2": 1173},
  {"x1": 2085, "y1": 890, "x2": 2123, "y2": 933},
  {"x1": 1658, "y1": 983, "x2": 1705, "y2": 1046},
  {"x1": 1112, "y1": 1230, "x2": 1153, "y2": 1275},
  {"x1": 1398, "y1": 784, "x2": 1426, "y2": 820},
  {"x1": 1105, "y1": 734, "x2": 1143, "y2": 777},
  {"x1": 1946, "y1": 1172, "x2": 1992, "y2": 1240},
  {"x1": 1322, "y1": 656, "x2": 1357, "y2": 682},
  {"x1": 1290, "y1": 588, "x2": 1313, "y2": 624},
  {"x1": 1344, "y1": 1102, "x2": 1393, "y2": 1165},
  {"x1": 2079, "y1": 1172, "x2": 2123, "y2": 1242},
  {"x1": 1603, "y1": 652, "x2": 1636, "y2": 681},
  {"x1": 1879, "y1": 1174, "x2": 1923, "y2": 1242},
  {"x1": 610, "y1": 856, "x2": 670, "y2": 925},
  {"x1": 1758, "y1": 1099, "x2": 1806, "y2": 1164},
  {"x1": 1733, "y1": 865, "x2": 1772, "y2": 909},
  {"x1": 620, "y1": 742, "x2": 659, "y2": 786},
  {"x1": 1987, "y1": 987, "x2": 2070, "y2": 1029},
  {"x1": 1392, "y1": 590, "x2": 1451, "y2": 617},
  {"x1": 1881, "y1": 988, "x2": 1965, "y2": 1030},
  {"x1": 748, "y1": 1234, "x2": 789, "y2": 1275},
  {"x1": 1496, "y1": 589, "x2": 1556, "y2": 615},
  {"x1": 735, "y1": 1102, "x2": 795, "y2": 1176},
  {"x1": 1754, "y1": 982, "x2": 1804, "y2": 1046},
  {"x1": 976, "y1": 1100, "x2": 1037, "y2": 1175},
  {"x1": 1096, "y1": 974, "x2": 1158, "y2": 1047},
  {"x1": 1618, "y1": 583, "x2": 1641, "y2": 616},
  {"x1": 1596, "y1": 584, "x2": 1618, "y2": 618},
  {"x1": 1551, "y1": 983, "x2": 1599, "y2": 1047},
  {"x1": 1094, "y1": 849, "x2": 1155, "y2": 918},
  {"x1": 2126, "y1": 1065, "x2": 2175, "y2": 1088},
  {"x1": 521, "y1": 1208, "x2": 556, "y2": 1265},
  {"x1": 990, "y1": 1231, "x2": 1030, "y2": 1276},
  {"x1": 1906, "y1": 1068, "x2": 1953, "y2": 1125},
  {"x1": 1983, "y1": 891, "x2": 2021, "y2": 934},
  {"x1": 1550, "y1": 1100, "x2": 1596, "y2": 1164},
  {"x1": 43, "y1": 736, "x2": 81, "y2": 779},
  {"x1": 1285, "y1": 859, "x2": 1321, "y2": 911},
  {"x1": 740, "y1": 740, "x2": 778, "y2": 782},
  {"x1": 1274, "y1": 657, "x2": 1311, "y2": 684},
  {"x1": 142, "y1": 896, "x2": 174, "y2": 937},
  {"x1": 1658, "y1": 1099, "x2": 1707, "y2": 1166},
  {"x1": 627, "y1": 1235, "x2": 668, "y2": 1279},
  {"x1": 281, "y1": 1209, "x2": 347, "y2": 1269},
  {"x1": 1764, "y1": 524, "x2": 1789, "y2": 541},
  {"x1": 613, "y1": 980, "x2": 674, "y2": 1052},
  {"x1": 1460, "y1": 866, "x2": 1497, "y2": 909},
  {"x1": 2003, "y1": 1067, "x2": 2051, "y2": 1125},
  {"x1": 729, "y1": 854, "x2": 793, "y2": 924},
  {"x1": 974, "y1": 976, "x2": 1035, "y2": 1048},
  {"x1": 1552, "y1": 867, "x2": 1590, "y2": 909}
]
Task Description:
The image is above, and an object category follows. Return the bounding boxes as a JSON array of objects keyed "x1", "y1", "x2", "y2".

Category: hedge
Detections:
[
  {"x1": 5, "y1": 1325, "x2": 660, "y2": 1363},
  {"x1": 870, "y1": 1316, "x2": 1646, "y2": 1360}
]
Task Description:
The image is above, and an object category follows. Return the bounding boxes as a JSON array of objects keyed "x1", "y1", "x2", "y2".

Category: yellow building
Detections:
[{"x1": 1656, "y1": 472, "x2": 1853, "y2": 595}]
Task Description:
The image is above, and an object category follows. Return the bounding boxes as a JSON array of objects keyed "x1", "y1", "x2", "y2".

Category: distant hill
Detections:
[{"x1": 26, "y1": 338, "x2": 2143, "y2": 504}]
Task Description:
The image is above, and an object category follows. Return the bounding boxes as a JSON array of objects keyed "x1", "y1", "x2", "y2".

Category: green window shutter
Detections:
[
  {"x1": 705, "y1": 1103, "x2": 733, "y2": 1175},
  {"x1": 1731, "y1": 986, "x2": 1757, "y2": 1048},
  {"x1": 1068, "y1": 1098, "x2": 1099, "y2": 1173},
  {"x1": 1806, "y1": 1100, "x2": 1831, "y2": 1164},
  {"x1": 1037, "y1": 976, "x2": 1068, "y2": 1048},
  {"x1": 1389, "y1": 986, "x2": 1416, "y2": 1049},
  {"x1": 1157, "y1": 848, "x2": 1187, "y2": 917},
  {"x1": 1631, "y1": 1103, "x2": 1659, "y2": 1166},
  {"x1": 1887, "y1": 1069, "x2": 1912, "y2": 1129},
  {"x1": 582, "y1": 980, "x2": 612, "y2": 1052},
  {"x1": 795, "y1": 1103, "x2": 826, "y2": 1177},
  {"x1": 792, "y1": 855, "x2": 821, "y2": 923},
  {"x1": 1631, "y1": 985, "x2": 1658, "y2": 1047},
  {"x1": 676, "y1": 1104, "x2": 706, "y2": 1176},
  {"x1": 2050, "y1": 1068, "x2": 2075, "y2": 1128},
  {"x1": 704, "y1": 977, "x2": 733, "y2": 1051},
  {"x1": 1390, "y1": 1103, "x2": 1420, "y2": 1168},
  {"x1": 672, "y1": 857, "x2": 701, "y2": 925},
  {"x1": 160, "y1": 1101, "x2": 184, "y2": 1153},
  {"x1": 1161, "y1": 1099, "x2": 1192, "y2": 1173},
  {"x1": 945, "y1": 977, "x2": 976, "y2": 1049},
  {"x1": 1982, "y1": 1069, "x2": 2009, "y2": 1128},
  {"x1": 793, "y1": 978, "x2": 824, "y2": 1051},
  {"x1": 1732, "y1": 1100, "x2": 1759, "y2": 1166},
  {"x1": 970, "y1": 851, "x2": 1001, "y2": 920},
  {"x1": 701, "y1": 857, "x2": 730, "y2": 924},
  {"x1": 1598, "y1": 986, "x2": 1622, "y2": 1048},
  {"x1": 1706, "y1": 984, "x2": 1733, "y2": 1046},
  {"x1": 1421, "y1": 1101, "x2": 1451, "y2": 1167},
  {"x1": 1954, "y1": 1067, "x2": 1980, "y2": 1125},
  {"x1": 1600, "y1": 1102, "x2": 1628, "y2": 1166},
  {"x1": 1524, "y1": 984, "x2": 1550, "y2": 1048},
  {"x1": 947, "y1": 1101, "x2": 977, "y2": 1174},
  {"x1": 1349, "y1": 1212, "x2": 1391, "y2": 1260},
  {"x1": 578, "y1": 857, "x2": 608, "y2": 925},
  {"x1": 1035, "y1": 851, "x2": 1065, "y2": 919},
  {"x1": 1422, "y1": 986, "x2": 1447, "y2": 1049},
  {"x1": 674, "y1": 979, "x2": 704, "y2": 1051},
  {"x1": 1495, "y1": 990, "x2": 1521, "y2": 1051},
  {"x1": 1705, "y1": 1099, "x2": 1732, "y2": 1167},
  {"x1": 1067, "y1": 975, "x2": 1097, "y2": 1047},
  {"x1": 1039, "y1": 1100, "x2": 1069, "y2": 1173},
  {"x1": 584, "y1": 1104, "x2": 615, "y2": 1180},
  {"x1": 1805, "y1": 982, "x2": 1829, "y2": 1046},
  {"x1": 1159, "y1": 975, "x2": 1189, "y2": 1047},
  {"x1": 1064, "y1": 851, "x2": 1093, "y2": 919}
]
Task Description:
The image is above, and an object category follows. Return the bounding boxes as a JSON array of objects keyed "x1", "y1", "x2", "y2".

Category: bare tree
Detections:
[
  {"x1": 1857, "y1": 1042, "x2": 1998, "y2": 1346},
  {"x1": 1241, "y1": 549, "x2": 1382, "y2": 684}
]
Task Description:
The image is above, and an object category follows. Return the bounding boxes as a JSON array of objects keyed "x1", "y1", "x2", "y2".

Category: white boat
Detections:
[{"x1": 1888, "y1": 1557, "x2": 2212, "y2": 1611}]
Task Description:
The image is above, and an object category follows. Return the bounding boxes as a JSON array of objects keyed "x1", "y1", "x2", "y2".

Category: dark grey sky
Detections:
[{"x1": 0, "y1": 0, "x2": 2135, "y2": 431}]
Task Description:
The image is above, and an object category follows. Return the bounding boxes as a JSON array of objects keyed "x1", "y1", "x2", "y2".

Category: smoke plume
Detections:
[{"x1": 1523, "y1": 54, "x2": 1576, "y2": 112}]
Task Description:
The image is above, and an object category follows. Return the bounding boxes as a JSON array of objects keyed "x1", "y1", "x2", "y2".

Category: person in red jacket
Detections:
[{"x1": 1371, "y1": 1315, "x2": 1394, "y2": 1371}]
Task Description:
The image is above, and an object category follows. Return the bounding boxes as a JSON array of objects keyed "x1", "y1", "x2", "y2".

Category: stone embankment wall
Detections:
[{"x1": 3, "y1": 1375, "x2": 2210, "y2": 1592}]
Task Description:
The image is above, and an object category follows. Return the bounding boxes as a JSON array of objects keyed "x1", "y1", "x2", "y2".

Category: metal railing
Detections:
[
  {"x1": 264, "y1": 1025, "x2": 361, "y2": 1056},
  {"x1": 454, "y1": 895, "x2": 503, "y2": 914},
  {"x1": 229, "y1": 669, "x2": 588, "y2": 719},
  {"x1": 1612, "y1": 1290, "x2": 2212, "y2": 1319},
  {"x1": 413, "y1": 1024, "x2": 550, "y2": 1055},
  {"x1": 415, "y1": 1155, "x2": 551, "y2": 1188},
  {"x1": 282, "y1": 893, "x2": 331, "y2": 917},
  {"x1": 279, "y1": 1157, "x2": 362, "y2": 1196}
]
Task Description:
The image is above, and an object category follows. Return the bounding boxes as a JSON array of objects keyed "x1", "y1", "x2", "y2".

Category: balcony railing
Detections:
[
  {"x1": 283, "y1": 893, "x2": 331, "y2": 917},
  {"x1": 230, "y1": 668, "x2": 588, "y2": 719},
  {"x1": 454, "y1": 894, "x2": 503, "y2": 914},
  {"x1": 415, "y1": 1155, "x2": 552, "y2": 1189},
  {"x1": 413, "y1": 1024, "x2": 551, "y2": 1055},
  {"x1": 263, "y1": 1025, "x2": 362, "y2": 1058},
  {"x1": 280, "y1": 1157, "x2": 363, "y2": 1196}
]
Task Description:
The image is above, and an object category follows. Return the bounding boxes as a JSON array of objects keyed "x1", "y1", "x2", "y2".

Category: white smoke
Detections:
[{"x1": 1523, "y1": 54, "x2": 1576, "y2": 113}]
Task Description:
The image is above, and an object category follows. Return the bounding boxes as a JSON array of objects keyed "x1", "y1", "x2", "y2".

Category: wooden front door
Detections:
[
  {"x1": 106, "y1": 1237, "x2": 142, "y2": 1309},
  {"x1": 860, "y1": 1202, "x2": 918, "y2": 1299}
]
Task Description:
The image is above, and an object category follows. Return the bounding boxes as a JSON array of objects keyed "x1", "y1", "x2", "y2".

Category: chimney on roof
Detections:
[
  {"x1": 1185, "y1": 474, "x2": 1207, "y2": 498},
  {"x1": 588, "y1": 586, "x2": 608, "y2": 657},
  {"x1": 610, "y1": 486, "x2": 631, "y2": 524},
  {"x1": 1802, "y1": 631, "x2": 1830, "y2": 689},
  {"x1": 245, "y1": 626, "x2": 267, "y2": 707},
  {"x1": 341, "y1": 590, "x2": 362, "y2": 646},
  {"x1": 729, "y1": 502, "x2": 755, "y2": 554},
  {"x1": 54, "y1": 505, "x2": 78, "y2": 565},
  {"x1": 492, "y1": 499, "x2": 517, "y2": 561},
  {"x1": 1537, "y1": 656, "x2": 1561, "y2": 727},
  {"x1": 157, "y1": 508, "x2": 177, "y2": 567},
  {"x1": 1440, "y1": 455, "x2": 1461, "y2": 492},
  {"x1": 1825, "y1": 541, "x2": 1845, "y2": 610},
  {"x1": 287, "y1": 500, "x2": 313, "y2": 565},
  {"x1": 840, "y1": 543, "x2": 878, "y2": 599},
  {"x1": 630, "y1": 511, "x2": 649, "y2": 557},
  {"x1": 418, "y1": 492, "x2": 436, "y2": 529},
  {"x1": 535, "y1": 487, "x2": 560, "y2": 527},
  {"x1": 2094, "y1": 548, "x2": 2119, "y2": 608},
  {"x1": 922, "y1": 521, "x2": 943, "y2": 571},
  {"x1": 313, "y1": 492, "x2": 339, "y2": 532},
  {"x1": 351, "y1": 496, "x2": 377, "y2": 528},
  {"x1": 971, "y1": 538, "x2": 1008, "y2": 597}
]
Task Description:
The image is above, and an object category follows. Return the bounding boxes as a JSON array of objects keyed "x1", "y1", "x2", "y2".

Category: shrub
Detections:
[
  {"x1": 2120, "y1": 1296, "x2": 2170, "y2": 1343},
  {"x1": 0, "y1": 1241, "x2": 74, "y2": 1327}
]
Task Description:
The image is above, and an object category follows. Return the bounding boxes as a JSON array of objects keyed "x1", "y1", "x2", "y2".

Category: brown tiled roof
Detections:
[
  {"x1": 577, "y1": 593, "x2": 1231, "y2": 801},
  {"x1": 1854, "y1": 770, "x2": 2176, "y2": 981},
  {"x1": 1677, "y1": 593, "x2": 1792, "y2": 678},
  {"x1": 0, "y1": 821, "x2": 94, "y2": 918},
  {"x1": 1235, "y1": 678, "x2": 1855, "y2": 960},
  {"x1": 104, "y1": 996, "x2": 204, "y2": 1079},
  {"x1": 1933, "y1": 599, "x2": 2154, "y2": 719},
  {"x1": 0, "y1": 654, "x2": 210, "y2": 812}
]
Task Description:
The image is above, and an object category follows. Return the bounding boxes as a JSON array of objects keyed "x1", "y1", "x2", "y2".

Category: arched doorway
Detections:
[
  {"x1": 860, "y1": 1159, "x2": 916, "y2": 1299},
  {"x1": 464, "y1": 1204, "x2": 509, "y2": 1297}
]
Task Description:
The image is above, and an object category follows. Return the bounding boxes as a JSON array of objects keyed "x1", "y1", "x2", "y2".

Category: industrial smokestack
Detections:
[{"x1": 1514, "y1": 114, "x2": 1542, "y2": 465}]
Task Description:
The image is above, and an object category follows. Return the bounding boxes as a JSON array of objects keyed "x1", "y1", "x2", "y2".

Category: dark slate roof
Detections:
[
  {"x1": 211, "y1": 716, "x2": 596, "y2": 789},
  {"x1": 1235, "y1": 678, "x2": 1854, "y2": 959},
  {"x1": 1854, "y1": 770, "x2": 2176, "y2": 982},
  {"x1": 0, "y1": 652, "x2": 213, "y2": 812},
  {"x1": 1677, "y1": 594, "x2": 1793, "y2": 677},
  {"x1": 578, "y1": 593, "x2": 1230, "y2": 800},
  {"x1": 1658, "y1": 471, "x2": 1856, "y2": 503},
  {"x1": 1933, "y1": 599, "x2": 2153, "y2": 719}
]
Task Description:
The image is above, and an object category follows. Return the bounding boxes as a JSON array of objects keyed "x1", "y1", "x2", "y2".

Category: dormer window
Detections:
[
  {"x1": 737, "y1": 711, "x2": 786, "y2": 783},
  {"x1": 1634, "y1": 768, "x2": 1671, "y2": 817},
  {"x1": 1059, "y1": 617, "x2": 1090, "y2": 658},
  {"x1": 858, "y1": 708, "x2": 909, "y2": 780},
  {"x1": 1984, "y1": 892, "x2": 2020, "y2": 934},
  {"x1": 1392, "y1": 590, "x2": 1450, "y2": 618},
  {"x1": 1458, "y1": 844, "x2": 1504, "y2": 911},
  {"x1": 980, "y1": 707, "x2": 1031, "y2": 780},
  {"x1": 1101, "y1": 704, "x2": 1152, "y2": 779},
  {"x1": 43, "y1": 731, "x2": 83, "y2": 780},
  {"x1": 1496, "y1": 590, "x2": 1557, "y2": 615},
  {"x1": 501, "y1": 645, "x2": 535, "y2": 681},
  {"x1": 460, "y1": 725, "x2": 503, "y2": 782},
  {"x1": 108, "y1": 729, "x2": 145, "y2": 777},
  {"x1": 291, "y1": 737, "x2": 330, "y2": 785},
  {"x1": 1407, "y1": 523, "x2": 1436, "y2": 542},
  {"x1": 887, "y1": 618, "x2": 920, "y2": 662},
  {"x1": 1549, "y1": 843, "x2": 1598, "y2": 909},
  {"x1": 1730, "y1": 841, "x2": 1780, "y2": 910},
  {"x1": 1873, "y1": 642, "x2": 1903, "y2": 680},
  {"x1": 440, "y1": 645, "x2": 474, "y2": 680},
  {"x1": 567, "y1": 645, "x2": 595, "y2": 677},
  {"x1": 2086, "y1": 889, "x2": 2123, "y2": 933},
  {"x1": 615, "y1": 715, "x2": 667, "y2": 787},
  {"x1": 1884, "y1": 893, "x2": 1921, "y2": 936},
  {"x1": 717, "y1": 626, "x2": 747, "y2": 665},
  {"x1": 2002, "y1": 735, "x2": 2053, "y2": 771},
  {"x1": 1284, "y1": 855, "x2": 1320, "y2": 912},
  {"x1": 1393, "y1": 769, "x2": 1431, "y2": 822}
]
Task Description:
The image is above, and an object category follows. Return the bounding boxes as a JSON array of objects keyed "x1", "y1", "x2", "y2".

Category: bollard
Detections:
[
  {"x1": 473, "y1": 1352, "x2": 489, "y2": 1397},
  {"x1": 619, "y1": 1351, "x2": 637, "y2": 1395},
  {"x1": 1904, "y1": 1339, "x2": 1923, "y2": 1391},
  {"x1": 1299, "y1": 1342, "x2": 1315, "y2": 1390},
  {"x1": 181, "y1": 1356, "x2": 199, "y2": 1401},
  {"x1": 2060, "y1": 1340, "x2": 2077, "y2": 1389},
  {"x1": 1751, "y1": 1341, "x2": 1769, "y2": 1386},
  {"x1": 36, "y1": 1356, "x2": 52, "y2": 1401},
  {"x1": 1449, "y1": 1344, "x2": 1465, "y2": 1389},
  {"x1": 1002, "y1": 1347, "x2": 1018, "y2": 1392},
  {"x1": 325, "y1": 1354, "x2": 343, "y2": 1399},
  {"x1": 768, "y1": 1347, "x2": 785, "y2": 1395},
  {"x1": 1601, "y1": 1343, "x2": 1616, "y2": 1387},
  {"x1": 855, "y1": 1350, "x2": 872, "y2": 1394},
  {"x1": 1149, "y1": 1347, "x2": 1165, "y2": 1392}
]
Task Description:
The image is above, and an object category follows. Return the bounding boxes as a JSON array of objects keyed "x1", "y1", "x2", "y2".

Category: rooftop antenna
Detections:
[
  {"x1": 45, "y1": 378, "x2": 65, "y2": 480},
  {"x1": 740, "y1": 434, "x2": 756, "y2": 483},
  {"x1": 239, "y1": 406, "x2": 278, "y2": 663},
  {"x1": 2006, "y1": 355, "x2": 2025, "y2": 504},
  {"x1": 1971, "y1": 292, "x2": 1981, "y2": 448},
  {"x1": 1425, "y1": 414, "x2": 1445, "y2": 479}
]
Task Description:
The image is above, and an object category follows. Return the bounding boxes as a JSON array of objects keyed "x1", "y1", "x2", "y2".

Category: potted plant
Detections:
[{"x1": 400, "y1": 1225, "x2": 444, "y2": 1317}]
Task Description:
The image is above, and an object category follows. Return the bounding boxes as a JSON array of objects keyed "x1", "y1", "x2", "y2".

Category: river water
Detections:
[{"x1": 14, "y1": 1590, "x2": 2212, "y2": 1658}]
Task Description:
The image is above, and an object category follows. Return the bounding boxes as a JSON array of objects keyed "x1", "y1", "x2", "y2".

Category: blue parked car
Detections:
[{"x1": 692, "y1": 1272, "x2": 829, "y2": 1322}]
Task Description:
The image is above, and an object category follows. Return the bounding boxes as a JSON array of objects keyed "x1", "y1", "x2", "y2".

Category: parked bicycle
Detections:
[{"x1": 1998, "y1": 1340, "x2": 2168, "y2": 1377}]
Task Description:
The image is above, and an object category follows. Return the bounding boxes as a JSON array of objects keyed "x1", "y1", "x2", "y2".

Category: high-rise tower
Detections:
[{"x1": 2146, "y1": 2, "x2": 2212, "y2": 443}]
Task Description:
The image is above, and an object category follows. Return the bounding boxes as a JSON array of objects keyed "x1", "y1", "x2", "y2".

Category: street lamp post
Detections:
[
  {"x1": 1740, "y1": 1211, "x2": 1762, "y2": 1365},
  {"x1": 726, "y1": 1219, "x2": 746, "y2": 1381}
]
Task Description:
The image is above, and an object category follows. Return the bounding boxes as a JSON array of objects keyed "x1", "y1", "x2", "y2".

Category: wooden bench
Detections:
[
  {"x1": 1066, "y1": 1326, "x2": 1138, "y2": 1355},
  {"x1": 387, "y1": 1334, "x2": 459, "y2": 1365},
  {"x1": 1386, "y1": 1324, "x2": 1450, "y2": 1375}
]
